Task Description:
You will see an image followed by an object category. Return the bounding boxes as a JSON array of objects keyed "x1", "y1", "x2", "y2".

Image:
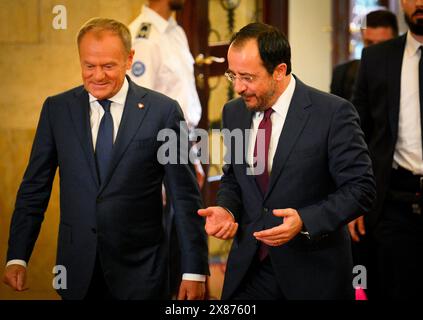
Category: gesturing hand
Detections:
[{"x1": 198, "y1": 206, "x2": 238, "y2": 240}]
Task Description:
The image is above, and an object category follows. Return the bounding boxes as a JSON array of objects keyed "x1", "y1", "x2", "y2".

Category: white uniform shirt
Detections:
[{"x1": 128, "y1": 5, "x2": 202, "y2": 129}]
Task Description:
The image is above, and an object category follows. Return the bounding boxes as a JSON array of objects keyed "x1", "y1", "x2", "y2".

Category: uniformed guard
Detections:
[{"x1": 128, "y1": 0, "x2": 202, "y2": 131}]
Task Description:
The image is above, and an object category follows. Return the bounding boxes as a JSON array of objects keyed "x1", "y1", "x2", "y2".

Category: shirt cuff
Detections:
[
  {"x1": 7, "y1": 260, "x2": 27, "y2": 268},
  {"x1": 182, "y1": 273, "x2": 206, "y2": 282}
]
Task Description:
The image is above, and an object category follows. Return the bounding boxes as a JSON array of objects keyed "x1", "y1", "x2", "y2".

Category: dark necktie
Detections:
[
  {"x1": 254, "y1": 108, "x2": 274, "y2": 261},
  {"x1": 95, "y1": 99, "x2": 113, "y2": 184},
  {"x1": 254, "y1": 108, "x2": 274, "y2": 195},
  {"x1": 419, "y1": 46, "x2": 423, "y2": 158}
]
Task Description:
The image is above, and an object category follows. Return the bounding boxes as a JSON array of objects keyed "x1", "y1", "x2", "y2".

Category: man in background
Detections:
[
  {"x1": 331, "y1": 10, "x2": 398, "y2": 100},
  {"x1": 128, "y1": 0, "x2": 205, "y2": 297},
  {"x1": 352, "y1": 0, "x2": 423, "y2": 299}
]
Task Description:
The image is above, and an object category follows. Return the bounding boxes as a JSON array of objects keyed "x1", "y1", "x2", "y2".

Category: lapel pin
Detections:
[{"x1": 138, "y1": 103, "x2": 145, "y2": 109}]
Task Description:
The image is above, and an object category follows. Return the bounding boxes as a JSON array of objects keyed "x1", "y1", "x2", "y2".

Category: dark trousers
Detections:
[
  {"x1": 83, "y1": 254, "x2": 116, "y2": 300},
  {"x1": 372, "y1": 198, "x2": 423, "y2": 300},
  {"x1": 231, "y1": 255, "x2": 286, "y2": 300}
]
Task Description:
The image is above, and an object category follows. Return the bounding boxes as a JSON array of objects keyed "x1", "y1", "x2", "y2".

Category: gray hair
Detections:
[{"x1": 77, "y1": 18, "x2": 132, "y2": 55}]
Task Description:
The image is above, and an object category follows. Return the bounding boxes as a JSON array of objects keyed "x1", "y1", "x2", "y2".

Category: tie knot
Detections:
[
  {"x1": 98, "y1": 99, "x2": 111, "y2": 112},
  {"x1": 263, "y1": 108, "x2": 274, "y2": 121}
]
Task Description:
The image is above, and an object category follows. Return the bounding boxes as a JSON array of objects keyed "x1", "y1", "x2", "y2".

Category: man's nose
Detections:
[
  {"x1": 233, "y1": 78, "x2": 247, "y2": 95},
  {"x1": 93, "y1": 67, "x2": 105, "y2": 80}
]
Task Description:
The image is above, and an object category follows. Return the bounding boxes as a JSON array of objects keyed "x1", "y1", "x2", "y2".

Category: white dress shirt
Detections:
[
  {"x1": 88, "y1": 78, "x2": 128, "y2": 148},
  {"x1": 247, "y1": 76, "x2": 296, "y2": 173},
  {"x1": 394, "y1": 32, "x2": 423, "y2": 174},
  {"x1": 128, "y1": 5, "x2": 202, "y2": 129}
]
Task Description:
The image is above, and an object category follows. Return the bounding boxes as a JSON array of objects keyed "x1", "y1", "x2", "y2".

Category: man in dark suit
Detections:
[
  {"x1": 198, "y1": 23, "x2": 376, "y2": 300},
  {"x1": 351, "y1": 0, "x2": 423, "y2": 299},
  {"x1": 3, "y1": 18, "x2": 208, "y2": 300},
  {"x1": 331, "y1": 10, "x2": 398, "y2": 100}
]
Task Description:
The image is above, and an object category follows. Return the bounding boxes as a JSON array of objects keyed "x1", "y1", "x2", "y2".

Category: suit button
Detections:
[
  {"x1": 91, "y1": 228, "x2": 97, "y2": 234},
  {"x1": 96, "y1": 197, "x2": 102, "y2": 203},
  {"x1": 263, "y1": 208, "x2": 269, "y2": 214}
]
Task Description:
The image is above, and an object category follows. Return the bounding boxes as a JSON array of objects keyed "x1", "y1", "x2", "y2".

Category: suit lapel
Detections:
[
  {"x1": 69, "y1": 88, "x2": 100, "y2": 187},
  {"x1": 98, "y1": 80, "x2": 149, "y2": 194},
  {"x1": 387, "y1": 35, "x2": 407, "y2": 141},
  {"x1": 265, "y1": 78, "x2": 311, "y2": 200}
]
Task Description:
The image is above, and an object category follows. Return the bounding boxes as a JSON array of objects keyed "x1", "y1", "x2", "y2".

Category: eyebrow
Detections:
[{"x1": 226, "y1": 70, "x2": 254, "y2": 76}]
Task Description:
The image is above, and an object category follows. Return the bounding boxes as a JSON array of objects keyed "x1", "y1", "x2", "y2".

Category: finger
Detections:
[
  {"x1": 215, "y1": 221, "x2": 232, "y2": 238},
  {"x1": 205, "y1": 223, "x2": 221, "y2": 236},
  {"x1": 259, "y1": 238, "x2": 286, "y2": 247},
  {"x1": 222, "y1": 223, "x2": 238, "y2": 239},
  {"x1": 17, "y1": 272, "x2": 26, "y2": 291},
  {"x1": 198, "y1": 208, "x2": 212, "y2": 217},
  {"x1": 254, "y1": 225, "x2": 284, "y2": 238},
  {"x1": 357, "y1": 217, "x2": 366, "y2": 236},
  {"x1": 348, "y1": 223, "x2": 360, "y2": 242},
  {"x1": 3, "y1": 274, "x2": 16, "y2": 290},
  {"x1": 177, "y1": 287, "x2": 186, "y2": 300},
  {"x1": 273, "y1": 209, "x2": 292, "y2": 217},
  {"x1": 227, "y1": 223, "x2": 239, "y2": 239}
]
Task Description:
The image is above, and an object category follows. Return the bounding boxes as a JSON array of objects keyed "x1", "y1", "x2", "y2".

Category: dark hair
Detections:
[
  {"x1": 230, "y1": 22, "x2": 291, "y2": 75},
  {"x1": 365, "y1": 10, "x2": 399, "y2": 36}
]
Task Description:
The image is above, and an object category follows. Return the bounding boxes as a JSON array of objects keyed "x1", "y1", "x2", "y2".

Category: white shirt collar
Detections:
[
  {"x1": 405, "y1": 31, "x2": 423, "y2": 58},
  {"x1": 89, "y1": 77, "x2": 129, "y2": 105},
  {"x1": 255, "y1": 75, "x2": 296, "y2": 118},
  {"x1": 142, "y1": 4, "x2": 177, "y2": 34}
]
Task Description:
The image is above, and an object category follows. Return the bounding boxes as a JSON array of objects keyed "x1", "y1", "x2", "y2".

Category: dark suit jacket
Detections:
[
  {"x1": 217, "y1": 77, "x2": 375, "y2": 300},
  {"x1": 351, "y1": 35, "x2": 407, "y2": 229},
  {"x1": 7, "y1": 78, "x2": 209, "y2": 299},
  {"x1": 331, "y1": 59, "x2": 361, "y2": 100}
]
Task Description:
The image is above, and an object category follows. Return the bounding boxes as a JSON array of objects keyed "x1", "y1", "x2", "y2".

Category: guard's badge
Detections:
[
  {"x1": 132, "y1": 61, "x2": 146, "y2": 77},
  {"x1": 136, "y1": 23, "x2": 152, "y2": 39}
]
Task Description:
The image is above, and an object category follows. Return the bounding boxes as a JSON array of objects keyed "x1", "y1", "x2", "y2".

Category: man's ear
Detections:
[
  {"x1": 273, "y1": 63, "x2": 287, "y2": 81},
  {"x1": 126, "y1": 49, "x2": 135, "y2": 69}
]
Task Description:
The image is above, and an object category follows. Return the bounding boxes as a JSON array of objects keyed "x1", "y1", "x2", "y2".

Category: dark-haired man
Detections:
[{"x1": 199, "y1": 22, "x2": 376, "y2": 300}]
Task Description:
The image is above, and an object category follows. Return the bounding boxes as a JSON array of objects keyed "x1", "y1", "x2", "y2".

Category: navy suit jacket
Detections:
[
  {"x1": 217, "y1": 77, "x2": 376, "y2": 300},
  {"x1": 330, "y1": 59, "x2": 361, "y2": 100},
  {"x1": 7, "y1": 78, "x2": 209, "y2": 299},
  {"x1": 352, "y1": 35, "x2": 407, "y2": 229}
]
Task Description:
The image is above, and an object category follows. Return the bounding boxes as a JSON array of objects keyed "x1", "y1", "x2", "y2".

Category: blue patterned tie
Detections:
[{"x1": 95, "y1": 100, "x2": 113, "y2": 184}]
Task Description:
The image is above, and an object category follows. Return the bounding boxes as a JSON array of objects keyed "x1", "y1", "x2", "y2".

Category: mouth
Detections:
[
  {"x1": 90, "y1": 83, "x2": 109, "y2": 89},
  {"x1": 413, "y1": 11, "x2": 423, "y2": 19},
  {"x1": 242, "y1": 95, "x2": 255, "y2": 102}
]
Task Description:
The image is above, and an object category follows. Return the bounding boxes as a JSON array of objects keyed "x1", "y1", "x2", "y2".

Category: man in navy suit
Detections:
[
  {"x1": 199, "y1": 23, "x2": 375, "y2": 300},
  {"x1": 352, "y1": 0, "x2": 423, "y2": 299},
  {"x1": 3, "y1": 18, "x2": 208, "y2": 300}
]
